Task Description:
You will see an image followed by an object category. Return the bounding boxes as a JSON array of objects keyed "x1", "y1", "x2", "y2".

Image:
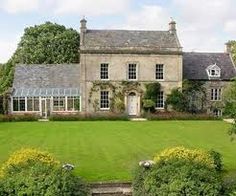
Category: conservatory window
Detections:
[
  {"x1": 13, "y1": 97, "x2": 25, "y2": 111},
  {"x1": 67, "y1": 96, "x2": 80, "y2": 111},
  {"x1": 53, "y1": 97, "x2": 65, "y2": 111}
]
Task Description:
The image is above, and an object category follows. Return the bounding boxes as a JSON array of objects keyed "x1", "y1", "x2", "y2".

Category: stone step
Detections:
[
  {"x1": 130, "y1": 118, "x2": 147, "y2": 121},
  {"x1": 91, "y1": 182, "x2": 132, "y2": 196}
]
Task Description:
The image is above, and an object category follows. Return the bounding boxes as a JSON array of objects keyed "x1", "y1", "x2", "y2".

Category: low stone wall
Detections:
[{"x1": 90, "y1": 182, "x2": 132, "y2": 196}]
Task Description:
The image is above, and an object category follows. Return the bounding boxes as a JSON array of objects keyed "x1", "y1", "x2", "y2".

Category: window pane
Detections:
[
  {"x1": 156, "y1": 64, "x2": 164, "y2": 80},
  {"x1": 100, "y1": 91, "x2": 109, "y2": 109},
  {"x1": 34, "y1": 97, "x2": 40, "y2": 111},
  {"x1": 13, "y1": 98, "x2": 19, "y2": 111},
  {"x1": 156, "y1": 91, "x2": 164, "y2": 108},
  {"x1": 128, "y1": 64, "x2": 137, "y2": 80},
  {"x1": 67, "y1": 97, "x2": 74, "y2": 111},
  {"x1": 74, "y1": 97, "x2": 80, "y2": 111},
  {"x1": 27, "y1": 97, "x2": 33, "y2": 111},
  {"x1": 19, "y1": 97, "x2": 25, "y2": 111},
  {"x1": 100, "y1": 64, "x2": 109, "y2": 80}
]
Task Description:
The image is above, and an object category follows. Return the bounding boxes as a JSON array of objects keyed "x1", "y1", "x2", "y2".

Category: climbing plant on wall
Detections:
[
  {"x1": 89, "y1": 81, "x2": 143, "y2": 113},
  {"x1": 142, "y1": 82, "x2": 161, "y2": 113}
]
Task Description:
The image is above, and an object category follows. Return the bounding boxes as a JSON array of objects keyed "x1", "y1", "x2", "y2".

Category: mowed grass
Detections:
[{"x1": 0, "y1": 121, "x2": 236, "y2": 182}]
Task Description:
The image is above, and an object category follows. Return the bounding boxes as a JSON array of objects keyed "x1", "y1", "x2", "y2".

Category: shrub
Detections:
[
  {"x1": 133, "y1": 159, "x2": 221, "y2": 196},
  {"x1": 49, "y1": 112, "x2": 129, "y2": 121},
  {"x1": 208, "y1": 150, "x2": 223, "y2": 171},
  {"x1": 133, "y1": 147, "x2": 223, "y2": 196},
  {"x1": 0, "y1": 162, "x2": 89, "y2": 196},
  {"x1": 0, "y1": 148, "x2": 59, "y2": 177},
  {"x1": 0, "y1": 114, "x2": 39, "y2": 122},
  {"x1": 153, "y1": 146, "x2": 215, "y2": 169},
  {"x1": 222, "y1": 172, "x2": 236, "y2": 196},
  {"x1": 145, "y1": 111, "x2": 220, "y2": 121}
]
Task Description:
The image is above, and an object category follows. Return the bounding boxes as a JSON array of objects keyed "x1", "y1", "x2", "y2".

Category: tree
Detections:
[
  {"x1": 224, "y1": 79, "x2": 236, "y2": 139},
  {"x1": 15, "y1": 22, "x2": 80, "y2": 64},
  {"x1": 0, "y1": 22, "x2": 80, "y2": 111},
  {"x1": 229, "y1": 41, "x2": 236, "y2": 64}
]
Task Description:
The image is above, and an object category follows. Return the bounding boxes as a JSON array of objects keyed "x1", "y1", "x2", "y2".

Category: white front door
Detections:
[{"x1": 128, "y1": 93, "x2": 137, "y2": 116}]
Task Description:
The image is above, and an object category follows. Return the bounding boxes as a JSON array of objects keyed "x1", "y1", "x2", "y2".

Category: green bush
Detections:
[
  {"x1": 0, "y1": 114, "x2": 39, "y2": 122},
  {"x1": 222, "y1": 172, "x2": 236, "y2": 196},
  {"x1": 133, "y1": 147, "x2": 222, "y2": 196},
  {"x1": 133, "y1": 159, "x2": 221, "y2": 196},
  {"x1": 208, "y1": 150, "x2": 223, "y2": 171},
  {"x1": 144, "y1": 112, "x2": 220, "y2": 121},
  {"x1": 49, "y1": 113, "x2": 129, "y2": 121},
  {"x1": 0, "y1": 162, "x2": 89, "y2": 196}
]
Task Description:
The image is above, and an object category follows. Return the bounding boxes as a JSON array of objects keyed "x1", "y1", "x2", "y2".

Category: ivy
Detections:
[{"x1": 89, "y1": 81, "x2": 142, "y2": 113}]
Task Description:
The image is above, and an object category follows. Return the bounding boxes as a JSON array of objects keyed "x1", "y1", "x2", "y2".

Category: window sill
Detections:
[{"x1": 100, "y1": 108, "x2": 110, "y2": 111}]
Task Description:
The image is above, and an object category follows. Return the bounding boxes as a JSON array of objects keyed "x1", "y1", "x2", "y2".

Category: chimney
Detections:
[
  {"x1": 169, "y1": 18, "x2": 176, "y2": 34},
  {"x1": 80, "y1": 17, "x2": 87, "y2": 46},
  {"x1": 225, "y1": 41, "x2": 232, "y2": 53}
]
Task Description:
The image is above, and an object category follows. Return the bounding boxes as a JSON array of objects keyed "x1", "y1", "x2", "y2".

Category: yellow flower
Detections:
[
  {"x1": 0, "y1": 148, "x2": 59, "y2": 178},
  {"x1": 153, "y1": 146, "x2": 214, "y2": 168}
]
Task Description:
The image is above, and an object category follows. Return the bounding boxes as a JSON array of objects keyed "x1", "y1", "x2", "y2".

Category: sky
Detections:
[{"x1": 0, "y1": 0, "x2": 235, "y2": 64}]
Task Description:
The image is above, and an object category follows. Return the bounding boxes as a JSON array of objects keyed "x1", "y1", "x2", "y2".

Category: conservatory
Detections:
[{"x1": 11, "y1": 88, "x2": 81, "y2": 118}]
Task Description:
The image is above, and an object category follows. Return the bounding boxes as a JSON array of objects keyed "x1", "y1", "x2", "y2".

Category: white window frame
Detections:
[
  {"x1": 67, "y1": 96, "x2": 81, "y2": 111},
  {"x1": 211, "y1": 88, "x2": 221, "y2": 101},
  {"x1": 212, "y1": 109, "x2": 222, "y2": 117},
  {"x1": 155, "y1": 64, "x2": 164, "y2": 80},
  {"x1": 206, "y1": 64, "x2": 221, "y2": 78},
  {"x1": 156, "y1": 91, "x2": 165, "y2": 109},
  {"x1": 27, "y1": 97, "x2": 40, "y2": 112},
  {"x1": 53, "y1": 96, "x2": 66, "y2": 111},
  {"x1": 100, "y1": 91, "x2": 110, "y2": 110},
  {"x1": 100, "y1": 63, "x2": 109, "y2": 80},
  {"x1": 128, "y1": 63, "x2": 138, "y2": 81},
  {"x1": 12, "y1": 97, "x2": 26, "y2": 112}
]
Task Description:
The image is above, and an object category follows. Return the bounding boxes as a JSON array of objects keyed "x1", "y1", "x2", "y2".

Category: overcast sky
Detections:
[{"x1": 0, "y1": 0, "x2": 235, "y2": 63}]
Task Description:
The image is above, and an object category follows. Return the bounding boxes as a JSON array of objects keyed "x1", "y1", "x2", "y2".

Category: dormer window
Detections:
[{"x1": 206, "y1": 63, "x2": 221, "y2": 78}]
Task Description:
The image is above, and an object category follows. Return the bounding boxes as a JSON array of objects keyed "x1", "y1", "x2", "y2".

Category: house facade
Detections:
[{"x1": 9, "y1": 19, "x2": 236, "y2": 117}]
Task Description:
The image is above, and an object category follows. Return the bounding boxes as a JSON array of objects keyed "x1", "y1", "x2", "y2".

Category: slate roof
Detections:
[
  {"x1": 83, "y1": 30, "x2": 181, "y2": 49},
  {"x1": 12, "y1": 64, "x2": 80, "y2": 96},
  {"x1": 183, "y1": 52, "x2": 236, "y2": 80}
]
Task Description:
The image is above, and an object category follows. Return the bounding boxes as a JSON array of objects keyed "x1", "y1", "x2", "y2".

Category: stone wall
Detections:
[{"x1": 80, "y1": 53, "x2": 183, "y2": 114}]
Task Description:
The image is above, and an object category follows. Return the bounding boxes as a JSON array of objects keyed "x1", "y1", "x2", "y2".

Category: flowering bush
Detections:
[
  {"x1": 133, "y1": 147, "x2": 222, "y2": 196},
  {"x1": 0, "y1": 148, "x2": 89, "y2": 195},
  {"x1": 153, "y1": 146, "x2": 215, "y2": 169},
  {"x1": 0, "y1": 148, "x2": 59, "y2": 177}
]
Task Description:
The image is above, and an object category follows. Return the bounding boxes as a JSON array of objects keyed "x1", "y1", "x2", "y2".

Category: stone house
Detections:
[{"x1": 9, "y1": 19, "x2": 236, "y2": 117}]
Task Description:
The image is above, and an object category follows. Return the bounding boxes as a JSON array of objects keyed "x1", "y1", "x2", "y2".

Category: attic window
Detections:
[{"x1": 206, "y1": 63, "x2": 221, "y2": 78}]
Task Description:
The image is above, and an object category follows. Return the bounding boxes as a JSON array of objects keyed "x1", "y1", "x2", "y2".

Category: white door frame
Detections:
[
  {"x1": 40, "y1": 97, "x2": 51, "y2": 118},
  {"x1": 127, "y1": 92, "x2": 138, "y2": 116}
]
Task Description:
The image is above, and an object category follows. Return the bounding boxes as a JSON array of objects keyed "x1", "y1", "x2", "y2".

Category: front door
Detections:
[
  {"x1": 41, "y1": 98, "x2": 51, "y2": 118},
  {"x1": 128, "y1": 93, "x2": 137, "y2": 116}
]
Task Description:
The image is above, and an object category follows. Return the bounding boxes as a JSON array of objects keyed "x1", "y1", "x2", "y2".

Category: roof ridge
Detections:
[{"x1": 87, "y1": 29, "x2": 169, "y2": 32}]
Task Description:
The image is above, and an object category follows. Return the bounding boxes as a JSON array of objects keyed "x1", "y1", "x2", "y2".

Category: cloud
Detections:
[
  {"x1": 53, "y1": 0, "x2": 131, "y2": 16},
  {"x1": 171, "y1": 0, "x2": 236, "y2": 51},
  {"x1": 0, "y1": 0, "x2": 39, "y2": 13},
  {"x1": 119, "y1": 5, "x2": 170, "y2": 30},
  {"x1": 0, "y1": 38, "x2": 18, "y2": 63},
  {"x1": 224, "y1": 20, "x2": 236, "y2": 35}
]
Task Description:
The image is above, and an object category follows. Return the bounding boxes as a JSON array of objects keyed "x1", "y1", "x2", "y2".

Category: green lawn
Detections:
[{"x1": 0, "y1": 121, "x2": 235, "y2": 182}]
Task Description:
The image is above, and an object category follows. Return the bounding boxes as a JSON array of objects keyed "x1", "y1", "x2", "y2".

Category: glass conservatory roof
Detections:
[{"x1": 12, "y1": 88, "x2": 80, "y2": 97}]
